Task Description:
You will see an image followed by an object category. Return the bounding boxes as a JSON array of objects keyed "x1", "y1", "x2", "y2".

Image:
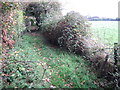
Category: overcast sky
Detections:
[{"x1": 59, "y1": 0, "x2": 119, "y2": 18}]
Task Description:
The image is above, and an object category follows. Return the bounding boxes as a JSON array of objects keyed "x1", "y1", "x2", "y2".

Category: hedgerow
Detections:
[
  {"x1": 42, "y1": 11, "x2": 91, "y2": 50},
  {"x1": 1, "y1": 0, "x2": 119, "y2": 88},
  {"x1": 1, "y1": 2, "x2": 26, "y2": 50},
  {"x1": 25, "y1": 1, "x2": 62, "y2": 28},
  {"x1": 36, "y1": 3, "x2": 116, "y2": 82},
  {"x1": 26, "y1": 1, "x2": 108, "y2": 62},
  {"x1": 41, "y1": 10, "x2": 109, "y2": 64}
]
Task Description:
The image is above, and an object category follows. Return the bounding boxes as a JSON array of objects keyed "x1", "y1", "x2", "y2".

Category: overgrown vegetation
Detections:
[
  {"x1": 39, "y1": 3, "x2": 110, "y2": 73},
  {"x1": 1, "y1": 0, "x2": 120, "y2": 89},
  {"x1": 1, "y1": 2, "x2": 25, "y2": 50},
  {"x1": 25, "y1": 1, "x2": 120, "y2": 89},
  {"x1": 42, "y1": 11, "x2": 90, "y2": 45},
  {"x1": 2, "y1": 33, "x2": 98, "y2": 88},
  {"x1": 0, "y1": 2, "x2": 18, "y2": 14},
  {"x1": 25, "y1": 1, "x2": 62, "y2": 28}
]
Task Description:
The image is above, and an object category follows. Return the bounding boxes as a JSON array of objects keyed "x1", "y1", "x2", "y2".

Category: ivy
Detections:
[{"x1": 0, "y1": 2, "x2": 18, "y2": 14}]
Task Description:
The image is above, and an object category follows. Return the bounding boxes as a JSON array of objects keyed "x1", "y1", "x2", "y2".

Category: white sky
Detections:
[{"x1": 59, "y1": 0, "x2": 119, "y2": 18}]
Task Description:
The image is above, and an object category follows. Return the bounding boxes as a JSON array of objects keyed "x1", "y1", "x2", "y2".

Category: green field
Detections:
[{"x1": 89, "y1": 21, "x2": 118, "y2": 47}]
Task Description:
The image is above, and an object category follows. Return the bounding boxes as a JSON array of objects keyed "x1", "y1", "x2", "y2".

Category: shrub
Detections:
[
  {"x1": 41, "y1": 10, "x2": 63, "y2": 44},
  {"x1": 25, "y1": 1, "x2": 111, "y2": 74},
  {"x1": 0, "y1": 2, "x2": 18, "y2": 14},
  {"x1": 42, "y1": 11, "x2": 90, "y2": 45},
  {"x1": 42, "y1": 11, "x2": 110, "y2": 67},
  {"x1": 1, "y1": 2, "x2": 26, "y2": 50},
  {"x1": 25, "y1": 0, "x2": 62, "y2": 28},
  {"x1": 60, "y1": 11, "x2": 90, "y2": 36},
  {"x1": 57, "y1": 11, "x2": 91, "y2": 48}
]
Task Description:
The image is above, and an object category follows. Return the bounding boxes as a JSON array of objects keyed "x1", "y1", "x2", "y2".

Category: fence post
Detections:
[{"x1": 114, "y1": 43, "x2": 118, "y2": 65}]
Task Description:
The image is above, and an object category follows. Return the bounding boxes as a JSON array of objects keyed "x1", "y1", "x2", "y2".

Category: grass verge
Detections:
[{"x1": 2, "y1": 32, "x2": 98, "y2": 88}]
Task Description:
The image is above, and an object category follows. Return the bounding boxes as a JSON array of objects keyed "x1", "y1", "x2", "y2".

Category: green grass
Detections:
[
  {"x1": 2, "y1": 33, "x2": 98, "y2": 88},
  {"x1": 89, "y1": 21, "x2": 118, "y2": 47}
]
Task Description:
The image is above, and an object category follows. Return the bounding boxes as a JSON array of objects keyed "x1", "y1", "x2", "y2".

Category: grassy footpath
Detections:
[{"x1": 2, "y1": 32, "x2": 98, "y2": 88}]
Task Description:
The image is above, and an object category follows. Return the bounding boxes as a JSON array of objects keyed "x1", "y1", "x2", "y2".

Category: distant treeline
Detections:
[{"x1": 85, "y1": 16, "x2": 120, "y2": 21}]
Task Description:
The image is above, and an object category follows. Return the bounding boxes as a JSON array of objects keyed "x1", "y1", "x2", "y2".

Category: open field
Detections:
[{"x1": 89, "y1": 21, "x2": 118, "y2": 47}]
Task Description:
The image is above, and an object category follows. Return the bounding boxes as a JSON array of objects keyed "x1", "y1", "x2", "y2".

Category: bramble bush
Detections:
[
  {"x1": 42, "y1": 11, "x2": 90, "y2": 45},
  {"x1": 57, "y1": 11, "x2": 91, "y2": 49},
  {"x1": 41, "y1": 10, "x2": 111, "y2": 73},
  {"x1": 25, "y1": 1, "x2": 108, "y2": 64},
  {"x1": 26, "y1": 1, "x2": 109, "y2": 61},
  {"x1": 42, "y1": 11, "x2": 91, "y2": 50},
  {"x1": 25, "y1": 0, "x2": 112, "y2": 73}
]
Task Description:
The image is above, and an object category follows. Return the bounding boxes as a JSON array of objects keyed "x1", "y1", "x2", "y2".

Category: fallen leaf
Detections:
[
  {"x1": 50, "y1": 85, "x2": 56, "y2": 88},
  {"x1": 80, "y1": 80, "x2": 86, "y2": 85},
  {"x1": 42, "y1": 78, "x2": 50, "y2": 82}
]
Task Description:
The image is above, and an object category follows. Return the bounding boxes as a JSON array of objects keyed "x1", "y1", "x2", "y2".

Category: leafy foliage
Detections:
[
  {"x1": 0, "y1": 2, "x2": 18, "y2": 14},
  {"x1": 2, "y1": 34, "x2": 50, "y2": 88},
  {"x1": 42, "y1": 11, "x2": 91, "y2": 51},
  {"x1": 25, "y1": 0, "x2": 62, "y2": 28},
  {"x1": 41, "y1": 9, "x2": 111, "y2": 75},
  {"x1": 1, "y1": 2, "x2": 25, "y2": 51},
  {"x1": 60, "y1": 11, "x2": 90, "y2": 36},
  {"x1": 1, "y1": 1, "x2": 119, "y2": 89},
  {"x1": 25, "y1": 1, "x2": 108, "y2": 66}
]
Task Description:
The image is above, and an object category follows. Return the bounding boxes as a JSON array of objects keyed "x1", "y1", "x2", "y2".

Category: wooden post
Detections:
[{"x1": 114, "y1": 43, "x2": 118, "y2": 65}]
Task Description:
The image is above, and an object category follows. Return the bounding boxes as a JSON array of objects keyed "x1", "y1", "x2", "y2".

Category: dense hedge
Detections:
[
  {"x1": 1, "y1": 0, "x2": 119, "y2": 88},
  {"x1": 28, "y1": 1, "x2": 115, "y2": 77},
  {"x1": 41, "y1": 11, "x2": 109, "y2": 63},
  {"x1": 25, "y1": 1, "x2": 109, "y2": 64},
  {"x1": 25, "y1": 1, "x2": 62, "y2": 28},
  {"x1": 1, "y1": 2, "x2": 26, "y2": 51},
  {"x1": 42, "y1": 11, "x2": 91, "y2": 48}
]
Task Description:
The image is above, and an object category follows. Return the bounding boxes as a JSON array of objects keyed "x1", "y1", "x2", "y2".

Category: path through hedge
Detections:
[{"x1": 2, "y1": 32, "x2": 100, "y2": 88}]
